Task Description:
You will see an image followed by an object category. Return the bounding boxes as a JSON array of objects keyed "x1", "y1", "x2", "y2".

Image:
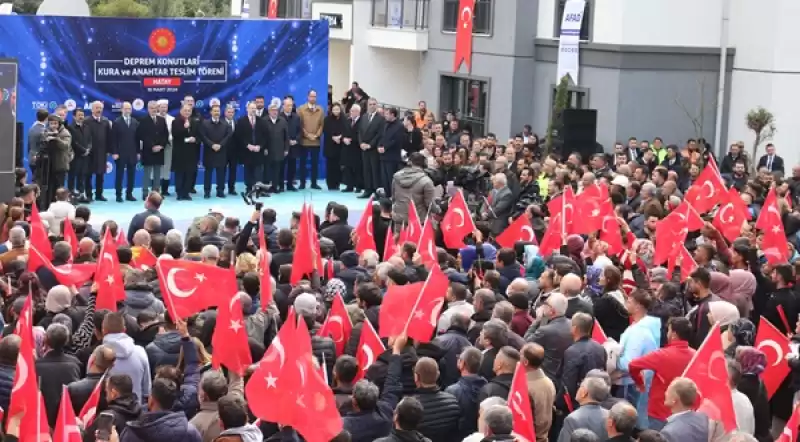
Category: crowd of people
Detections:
[{"x1": 1, "y1": 80, "x2": 799, "y2": 442}]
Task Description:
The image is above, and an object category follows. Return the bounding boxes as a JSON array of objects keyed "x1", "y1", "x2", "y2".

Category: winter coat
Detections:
[
  {"x1": 477, "y1": 373, "x2": 513, "y2": 404},
  {"x1": 146, "y1": 331, "x2": 183, "y2": 375},
  {"x1": 36, "y1": 349, "x2": 82, "y2": 427},
  {"x1": 375, "y1": 430, "x2": 432, "y2": 442},
  {"x1": 67, "y1": 372, "x2": 104, "y2": 416},
  {"x1": 445, "y1": 374, "x2": 487, "y2": 439},
  {"x1": 123, "y1": 283, "x2": 166, "y2": 319},
  {"x1": 321, "y1": 221, "x2": 355, "y2": 258},
  {"x1": 120, "y1": 410, "x2": 202, "y2": 442},
  {"x1": 558, "y1": 337, "x2": 607, "y2": 409},
  {"x1": 343, "y1": 354, "x2": 403, "y2": 442},
  {"x1": 323, "y1": 115, "x2": 346, "y2": 159},
  {"x1": 392, "y1": 166, "x2": 436, "y2": 225},
  {"x1": 213, "y1": 424, "x2": 262, "y2": 442},
  {"x1": 190, "y1": 402, "x2": 220, "y2": 442},
  {"x1": 45, "y1": 126, "x2": 73, "y2": 172},
  {"x1": 413, "y1": 387, "x2": 461, "y2": 442},
  {"x1": 297, "y1": 104, "x2": 324, "y2": 148},
  {"x1": 0, "y1": 363, "x2": 13, "y2": 418},
  {"x1": 200, "y1": 118, "x2": 233, "y2": 169},
  {"x1": 85, "y1": 116, "x2": 112, "y2": 175},
  {"x1": 367, "y1": 346, "x2": 420, "y2": 398},
  {"x1": 432, "y1": 326, "x2": 473, "y2": 388},
  {"x1": 83, "y1": 394, "x2": 142, "y2": 442},
  {"x1": 103, "y1": 332, "x2": 151, "y2": 402}
]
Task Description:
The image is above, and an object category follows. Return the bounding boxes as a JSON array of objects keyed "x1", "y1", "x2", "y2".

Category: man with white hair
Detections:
[
  {"x1": 560, "y1": 273, "x2": 593, "y2": 318},
  {"x1": 201, "y1": 244, "x2": 219, "y2": 266},
  {"x1": 223, "y1": 105, "x2": 238, "y2": 195},
  {"x1": 144, "y1": 215, "x2": 161, "y2": 234},
  {"x1": 0, "y1": 226, "x2": 27, "y2": 268},
  {"x1": 85, "y1": 100, "x2": 112, "y2": 201},
  {"x1": 462, "y1": 397, "x2": 511, "y2": 442},
  {"x1": 524, "y1": 292, "x2": 572, "y2": 382},
  {"x1": 341, "y1": 103, "x2": 363, "y2": 193},
  {"x1": 263, "y1": 100, "x2": 290, "y2": 193},
  {"x1": 138, "y1": 100, "x2": 169, "y2": 198},
  {"x1": 157, "y1": 99, "x2": 175, "y2": 195},
  {"x1": 75, "y1": 237, "x2": 96, "y2": 263},
  {"x1": 488, "y1": 172, "x2": 514, "y2": 236}
]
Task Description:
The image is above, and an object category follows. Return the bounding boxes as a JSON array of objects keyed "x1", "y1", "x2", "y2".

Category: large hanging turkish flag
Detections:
[{"x1": 453, "y1": 0, "x2": 476, "y2": 72}]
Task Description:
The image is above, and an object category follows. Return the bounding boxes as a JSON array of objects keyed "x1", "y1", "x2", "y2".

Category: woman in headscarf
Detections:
[
  {"x1": 633, "y1": 239, "x2": 655, "y2": 269},
  {"x1": 523, "y1": 245, "x2": 545, "y2": 281},
  {"x1": 725, "y1": 318, "x2": 756, "y2": 359},
  {"x1": 735, "y1": 346, "x2": 773, "y2": 442},
  {"x1": 564, "y1": 234, "x2": 586, "y2": 274},
  {"x1": 709, "y1": 300, "x2": 740, "y2": 330},
  {"x1": 728, "y1": 269, "x2": 757, "y2": 318},
  {"x1": 582, "y1": 265, "x2": 603, "y2": 298},
  {"x1": 710, "y1": 272, "x2": 733, "y2": 301}
]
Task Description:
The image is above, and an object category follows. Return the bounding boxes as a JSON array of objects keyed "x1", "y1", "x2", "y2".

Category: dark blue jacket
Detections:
[
  {"x1": 432, "y1": 327, "x2": 472, "y2": 388},
  {"x1": 343, "y1": 354, "x2": 403, "y2": 442},
  {"x1": 127, "y1": 209, "x2": 175, "y2": 243},
  {"x1": 445, "y1": 374, "x2": 487, "y2": 439},
  {"x1": 0, "y1": 363, "x2": 14, "y2": 421},
  {"x1": 146, "y1": 331, "x2": 183, "y2": 375},
  {"x1": 174, "y1": 337, "x2": 201, "y2": 419},
  {"x1": 497, "y1": 263, "x2": 523, "y2": 295},
  {"x1": 281, "y1": 111, "x2": 300, "y2": 143},
  {"x1": 119, "y1": 410, "x2": 201, "y2": 442},
  {"x1": 380, "y1": 119, "x2": 405, "y2": 163}
]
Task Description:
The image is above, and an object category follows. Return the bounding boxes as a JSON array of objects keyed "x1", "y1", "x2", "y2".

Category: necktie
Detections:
[
  {"x1": 153, "y1": 116, "x2": 156, "y2": 124},
  {"x1": 250, "y1": 116, "x2": 255, "y2": 127},
  {"x1": 125, "y1": 117, "x2": 129, "y2": 127},
  {"x1": 369, "y1": 113, "x2": 374, "y2": 123},
  {"x1": 250, "y1": 117, "x2": 255, "y2": 144},
  {"x1": 768, "y1": 155, "x2": 773, "y2": 171}
]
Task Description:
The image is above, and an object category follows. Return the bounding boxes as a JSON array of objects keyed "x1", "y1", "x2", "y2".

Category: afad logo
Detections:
[{"x1": 149, "y1": 28, "x2": 176, "y2": 57}]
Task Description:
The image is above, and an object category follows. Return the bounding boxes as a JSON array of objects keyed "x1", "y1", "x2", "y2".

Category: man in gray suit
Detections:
[
  {"x1": 28, "y1": 108, "x2": 49, "y2": 178},
  {"x1": 660, "y1": 378, "x2": 715, "y2": 442},
  {"x1": 524, "y1": 292, "x2": 573, "y2": 382},
  {"x1": 557, "y1": 376, "x2": 611, "y2": 442},
  {"x1": 488, "y1": 173, "x2": 514, "y2": 236},
  {"x1": 263, "y1": 101, "x2": 289, "y2": 193}
]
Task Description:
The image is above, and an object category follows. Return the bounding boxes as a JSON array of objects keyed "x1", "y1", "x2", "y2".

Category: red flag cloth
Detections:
[
  {"x1": 685, "y1": 164, "x2": 727, "y2": 214},
  {"x1": 666, "y1": 245, "x2": 698, "y2": 282},
  {"x1": 115, "y1": 228, "x2": 128, "y2": 246},
  {"x1": 712, "y1": 187, "x2": 751, "y2": 243},
  {"x1": 654, "y1": 202, "x2": 703, "y2": 265},
  {"x1": 757, "y1": 188, "x2": 790, "y2": 264},
  {"x1": 576, "y1": 183, "x2": 612, "y2": 234},
  {"x1": 453, "y1": 0, "x2": 476, "y2": 72},
  {"x1": 355, "y1": 319, "x2": 385, "y2": 382},
  {"x1": 267, "y1": 0, "x2": 278, "y2": 18},
  {"x1": 546, "y1": 187, "x2": 577, "y2": 234},
  {"x1": 28, "y1": 246, "x2": 96, "y2": 287},
  {"x1": 77, "y1": 373, "x2": 104, "y2": 427},
  {"x1": 598, "y1": 209, "x2": 624, "y2": 256},
  {"x1": 29, "y1": 202, "x2": 52, "y2": 261},
  {"x1": 441, "y1": 190, "x2": 476, "y2": 249},
  {"x1": 407, "y1": 203, "x2": 423, "y2": 243},
  {"x1": 786, "y1": 193, "x2": 793, "y2": 210},
  {"x1": 291, "y1": 204, "x2": 320, "y2": 284},
  {"x1": 538, "y1": 214, "x2": 564, "y2": 258},
  {"x1": 156, "y1": 259, "x2": 235, "y2": 319},
  {"x1": 62, "y1": 219, "x2": 78, "y2": 259},
  {"x1": 379, "y1": 282, "x2": 424, "y2": 338},
  {"x1": 54, "y1": 386, "x2": 82, "y2": 442},
  {"x1": 417, "y1": 219, "x2": 437, "y2": 267},
  {"x1": 496, "y1": 214, "x2": 537, "y2": 249},
  {"x1": 508, "y1": 363, "x2": 536, "y2": 442},
  {"x1": 756, "y1": 187, "x2": 782, "y2": 231},
  {"x1": 18, "y1": 391, "x2": 51, "y2": 442},
  {"x1": 591, "y1": 319, "x2": 608, "y2": 345},
  {"x1": 777, "y1": 405, "x2": 800, "y2": 442},
  {"x1": 95, "y1": 229, "x2": 125, "y2": 311},
  {"x1": 131, "y1": 247, "x2": 158, "y2": 270},
  {"x1": 397, "y1": 224, "x2": 411, "y2": 247},
  {"x1": 246, "y1": 311, "x2": 297, "y2": 424},
  {"x1": 213, "y1": 293, "x2": 253, "y2": 376},
  {"x1": 317, "y1": 293, "x2": 352, "y2": 356},
  {"x1": 8, "y1": 296, "x2": 40, "y2": 431},
  {"x1": 681, "y1": 323, "x2": 737, "y2": 432},
  {"x1": 404, "y1": 265, "x2": 448, "y2": 343},
  {"x1": 755, "y1": 316, "x2": 791, "y2": 399},
  {"x1": 258, "y1": 224, "x2": 273, "y2": 310},
  {"x1": 383, "y1": 224, "x2": 397, "y2": 260},
  {"x1": 354, "y1": 197, "x2": 377, "y2": 254}
]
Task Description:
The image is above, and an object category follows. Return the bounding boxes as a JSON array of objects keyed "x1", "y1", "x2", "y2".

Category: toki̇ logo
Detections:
[
  {"x1": 31, "y1": 101, "x2": 48, "y2": 109},
  {"x1": 565, "y1": 13, "x2": 583, "y2": 22}
]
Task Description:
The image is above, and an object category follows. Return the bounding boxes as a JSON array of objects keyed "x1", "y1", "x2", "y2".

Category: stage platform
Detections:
[{"x1": 86, "y1": 183, "x2": 367, "y2": 235}]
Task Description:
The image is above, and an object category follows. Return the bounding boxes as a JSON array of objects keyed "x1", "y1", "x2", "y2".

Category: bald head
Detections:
[
  {"x1": 78, "y1": 237, "x2": 95, "y2": 255},
  {"x1": 507, "y1": 278, "x2": 529, "y2": 295},
  {"x1": 521, "y1": 343, "x2": 544, "y2": 370},
  {"x1": 414, "y1": 357, "x2": 440, "y2": 387},
  {"x1": 388, "y1": 256, "x2": 406, "y2": 269},
  {"x1": 559, "y1": 274, "x2": 582, "y2": 297},
  {"x1": 133, "y1": 229, "x2": 151, "y2": 247}
]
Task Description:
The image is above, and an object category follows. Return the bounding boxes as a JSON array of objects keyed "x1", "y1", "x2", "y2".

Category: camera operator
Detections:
[{"x1": 40, "y1": 115, "x2": 73, "y2": 209}]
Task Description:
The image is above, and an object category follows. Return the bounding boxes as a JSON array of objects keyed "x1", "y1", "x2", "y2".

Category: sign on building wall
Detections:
[
  {"x1": 389, "y1": 0, "x2": 403, "y2": 26},
  {"x1": 557, "y1": 0, "x2": 586, "y2": 85}
]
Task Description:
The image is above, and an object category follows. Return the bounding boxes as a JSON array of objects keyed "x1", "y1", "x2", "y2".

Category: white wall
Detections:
[{"x1": 328, "y1": 40, "x2": 352, "y2": 101}]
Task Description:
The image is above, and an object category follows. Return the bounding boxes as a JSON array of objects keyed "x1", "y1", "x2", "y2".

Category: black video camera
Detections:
[{"x1": 241, "y1": 182, "x2": 271, "y2": 210}]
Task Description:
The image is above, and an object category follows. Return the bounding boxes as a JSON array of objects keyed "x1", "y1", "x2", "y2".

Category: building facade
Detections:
[{"x1": 251, "y1": 0, "x2": 799, "y2": 166}]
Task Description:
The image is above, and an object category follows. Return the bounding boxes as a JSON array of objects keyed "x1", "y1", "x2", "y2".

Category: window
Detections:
[
  {"x1": 440, "y1": 75, "x2": 489, "y2": 136},
  {"x1": 551, "y1": 86, "x2": 589, "y2": 110},
  {"x1": 442, "y1": 0, "x2": 493, "y2": 35},
  {"x1": 371, "y1": 0, "x2": 430, "y2": 29},
  {"x1": 274, "y1": 0, "x2": 303, "y2": 18},
  {"x1": 556, "y1": 0, "x2": 591, "y2": 41}
]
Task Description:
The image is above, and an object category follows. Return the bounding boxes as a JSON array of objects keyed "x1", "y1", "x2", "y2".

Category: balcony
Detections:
[{"x1": 366, "y1": 0, "x2": 430, "y2": 52}]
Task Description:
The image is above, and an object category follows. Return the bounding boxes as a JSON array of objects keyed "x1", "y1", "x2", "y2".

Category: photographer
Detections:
[{"x1": 40, "y1": 114, "x2": 73, "y2": 209}]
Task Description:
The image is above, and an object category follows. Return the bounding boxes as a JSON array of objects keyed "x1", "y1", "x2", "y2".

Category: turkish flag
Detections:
[
  {"x1": 54, "y1": 386, "x2": 82, "y2": 442},
  {"x1": 538, "y1": 214, "x2": 564, "y2": 257},
  {"x1": 755, "y1": 316, "x2": 791, "y2": 399},
  {"x1": 576, "y1": 183, "x2": 612, "y2": 234},
  {"x1": 681, "y1": 322, "x2": 737, "y2": 432},
  {"x1": 62, "y1": 219, "x2": 78, "y2": 259},
  {"x1": 598, "y1": 208, "x2": 624, "y2": 255},
  {"x1": 591, "y1": 319, "x2": 608, "y2": 345},
  {"x1": 29, "y1": 203, "x2": 52, "y2": 261},
  {"x1": 355, "y1": 319, "x2": 385, "y2": 382},
  {"x1": 291, "y1": 204, "x2": 321, "y2": 284},
  {"x1": 354, "y1": 196, "x2": 377, "y2": 254},
  {"x1": 496, "y1": 214, "x2": 537, "y2": 249},
  {"x1": 404, "y1": 264, "x2": 449, "y2": 343},
  {"x1": 654, "y1": 202, "x2": 703, "y2": 265},
  {"x1": 508, "y1": 363, "x2": 536, "y2": 442},
  {"x1": 713, "y1": 187, "x2": 751, "y2": 243},
  {"x1": 95, "y1": 230, "x2": 125, "y2": 311},
  {"x1": 246, "y1": 310, "x2": 297, "y2": 424},
  {"x1": 318, "y1": 293, "x2": 352, "y2": 356},
  {"x1": 267, "y1": 0, "x2": 278, "y2": 18},
  {"x1": 213, "y1": 293, "x2": 253, "y2": 376},
  {"x1": 258, "y1": 223, "x2": 273, "y2": 309},
  {"x1": 757, "y1": 188, "x2": 790, "y2": 264},
  {"x1": 384, "y1": 223, "x2": 398, "y2": 260},
  {"x1": 757, "y1": 187, "x2": 782, "y2": 231},
  {"x1": 77, "y1": 373, "x2": 104, "y2": 428},
  {"x1": 131, "y1": 247, "x2": 158, "y2": 270},
  {"x1": 666, "y1": 245, "x2": 698, "y2": 282},
  {"x1": 453, "y1": 0, "x2": 476, "y2": 72},
  {"x1": 547, "y1": 187, "x2": 578, "y2": 234},
  {"x1": 379, "y1": 282, "x2": 424, "y2": 338},
  {"x1": 407, "y1": 202, "x2": 423, "y2": 243},
  {"x1": 115, "y1": 228, "x2": 128, "y2": 246},
  {"x1": 777, "y1": 404, "x2": 800, "y2": 442},
  {"x1": 685, "y1": 164, "x2": 727, "y2": 214},
  {"x1": 8, "y1": 296, "x2": 41, "y2": 436},
  {"x1": 28, "y1": 246, "x2": 96, "y2": 287},
  {"x1": 17, "y1": 391, "x2": 51, "y2": 442},
  {"x1": 157, "y1": 259, "x2": 234, "y2": 319},
  {"x1": 417, "y1": 219, "x2": 437, "y2": 267},
  {"x1": 441, "y1": 190, "x2": 476, "y2": 249}
]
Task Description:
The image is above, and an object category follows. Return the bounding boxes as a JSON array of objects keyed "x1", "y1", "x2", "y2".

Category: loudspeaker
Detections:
[
  {"x1": 0, "y1": 59, "x2": 18, "y2": 203},
  {"x1": 560, "y1": 109, "x2": 597, "y2": 160}
]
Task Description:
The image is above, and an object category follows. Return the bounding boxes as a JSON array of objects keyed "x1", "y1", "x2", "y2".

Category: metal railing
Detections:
[{"x1": 371, "y1": 0, "x2": 430, "y2": 30}]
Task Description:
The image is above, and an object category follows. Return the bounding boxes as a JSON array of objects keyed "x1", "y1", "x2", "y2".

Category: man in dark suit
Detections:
[
  {"x1": 358, "y1": 97, "x2": 385, "y2": 198},
  {"x1": 487, "y1": 173, "x2": 514, "y2": 236},
  {"x1": 200, "y1": 104, "x2": 232, "y2": 198},
  {"x1": 223, "y1": 106, "x2": 238, "y2": 195},
  {"x1": 281, "y1": 97, "x2": 300, "y2": 192},
  {"x1": 378, "y1": 107, "x2": 405, "y2": 197},
  {"x1": 183, "y1": 95, "x2": 204, "y2": 194},
  {"x1": 341, "y1": 103, "x2": 363, "y2": 193},
  {"x1": 136, "y1": 101, "x2": 169, "y2": 199},
  {"x1": 28, "y1": 108, "x2": 48, "y2": 180},
  {"x1": 85, "y1": 101, "x2": 112, "y2": 201},
  {"x1": 263, "y1": 102, "x2": 289, "y2": 193},
  {"x1": 111, "y1": 102, "x2": 140, "y2": 202},
  {"x1": 757, "y1": 143, "x2": 785, "y2": 175},
  {"x1": 67, "y1": 108, "x2": 91, "y2": 203},
  {"x1": 235, "y1": 101, "x2": 267, "y2": 193}
]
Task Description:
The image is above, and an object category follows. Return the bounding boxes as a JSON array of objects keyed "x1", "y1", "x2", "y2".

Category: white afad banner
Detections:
[{"x1": 556, "y1": 0, "x2": 586, "y2": 85}]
